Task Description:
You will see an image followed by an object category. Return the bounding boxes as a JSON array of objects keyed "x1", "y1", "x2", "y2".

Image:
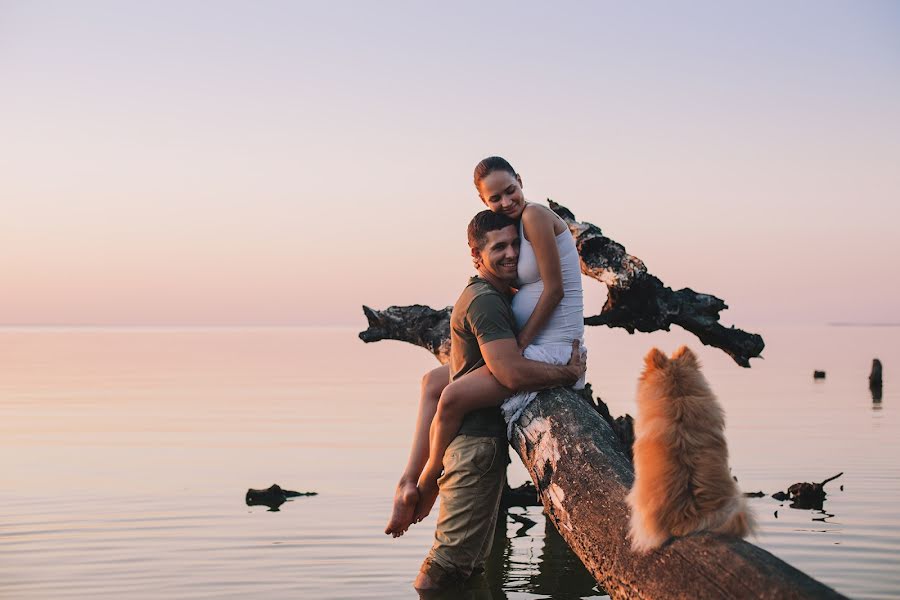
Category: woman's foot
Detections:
[
  {"x1": 414, "y1": 465, "x2": 441, "y2": 523},
  {"x1": 385, "y1": 480, "x2": 420, "y2": 537}
]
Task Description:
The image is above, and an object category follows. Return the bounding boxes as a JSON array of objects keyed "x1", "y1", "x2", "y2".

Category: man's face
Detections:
[{"x1": 474, "y1": 225, "x2": 519, "y2": 285}]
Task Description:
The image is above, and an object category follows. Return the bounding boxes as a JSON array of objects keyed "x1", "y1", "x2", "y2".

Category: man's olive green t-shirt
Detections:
[{"x1": 451, "y1": 276, "x2": 516, "y2": 438}]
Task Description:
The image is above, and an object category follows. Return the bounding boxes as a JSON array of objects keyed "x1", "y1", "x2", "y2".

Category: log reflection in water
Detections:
[{"x1": 482, "y1": 512, "x2": 605, "y2": 600}]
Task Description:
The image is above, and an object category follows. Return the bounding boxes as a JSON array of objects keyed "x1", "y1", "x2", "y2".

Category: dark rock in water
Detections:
[
  {"x1": 786, "y1": 482, "x2": 825, "y2": 510},
  {"x1": 743, "y1": 491, "x2": 765, "y2": 498},
  {"x1": 869, "y1": 358, "x2": 883, "y2": 389},
  {"x1": 813, "y1": 370, "x2": 826, "y2": 379},
  {"x1": 771, "y1": 472, "x2": 843, "y2": 510},
  {"x1": 246, "y1": 484, "x2": 317, "y2": 511}
]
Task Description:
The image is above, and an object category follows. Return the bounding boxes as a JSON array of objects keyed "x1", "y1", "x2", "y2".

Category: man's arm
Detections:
[{"x1": 481, "y1": 338, "x2": 584, "y2": 392}]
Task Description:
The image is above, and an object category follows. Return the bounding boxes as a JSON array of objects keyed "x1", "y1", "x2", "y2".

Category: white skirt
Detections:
[{"x1": 500, "y1": 340, "x2": 587, "y2": 440}]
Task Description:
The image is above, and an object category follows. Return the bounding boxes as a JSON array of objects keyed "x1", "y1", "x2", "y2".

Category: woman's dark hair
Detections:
[
  {"x1": 473, "y1": 156, "x2": 517, "y2": 191},
  {"x1": 467, "y1": 210, "x2": 517, "y2": 252}
]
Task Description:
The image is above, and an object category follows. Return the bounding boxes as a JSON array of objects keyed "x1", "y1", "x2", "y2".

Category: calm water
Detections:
[{"x1": 1, "y1": 325, "x2": 898, "y2": 599}]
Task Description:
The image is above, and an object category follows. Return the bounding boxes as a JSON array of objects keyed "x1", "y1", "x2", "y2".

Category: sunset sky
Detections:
[{"x1": 2, "y1": 1, "x2": 898, "y2": 327}]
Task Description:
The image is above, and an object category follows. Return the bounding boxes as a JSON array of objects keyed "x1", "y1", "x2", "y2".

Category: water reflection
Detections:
[
  {"x1": 811, "y1": 510, "x2": 835, "y2": 523},
  {"x1": 416, "y1": 575, "x2": 492, "y2": 600},
  {"x1": 484, "y1": 512, "x2": 605, "y2": 600}
]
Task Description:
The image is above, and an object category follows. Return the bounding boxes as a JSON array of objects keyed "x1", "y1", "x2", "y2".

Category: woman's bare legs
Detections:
[
  {"x1": 385, "y1": 364, "x2": 450, "y2": 537},
  {"x1": 414, "y1": 366, "x2": 511, "y2": 522}
]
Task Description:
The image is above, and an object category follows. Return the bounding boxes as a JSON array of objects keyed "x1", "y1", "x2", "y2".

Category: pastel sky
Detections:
[{"x1": 2, "y1": 1, "x2": 898, "y2": 326}]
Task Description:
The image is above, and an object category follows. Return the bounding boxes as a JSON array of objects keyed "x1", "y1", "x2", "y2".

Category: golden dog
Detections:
[{"x1": 626, "y1": 346, "x2": 754, "y2": 552}]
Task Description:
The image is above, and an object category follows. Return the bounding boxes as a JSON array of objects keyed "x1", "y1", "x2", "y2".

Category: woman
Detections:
[{"x1": 385, "y1": 156, "x2": 585, "y2": 537}]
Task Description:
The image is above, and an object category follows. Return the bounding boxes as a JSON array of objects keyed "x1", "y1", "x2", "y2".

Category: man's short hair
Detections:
[{"x1": 467, "y1": 210, "x2": 517, "y2": 252}]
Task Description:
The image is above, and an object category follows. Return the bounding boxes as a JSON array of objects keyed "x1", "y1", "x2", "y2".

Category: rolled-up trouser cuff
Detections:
[{"x1": 418, "y1": 556, "x2": 466, "y2": 589}]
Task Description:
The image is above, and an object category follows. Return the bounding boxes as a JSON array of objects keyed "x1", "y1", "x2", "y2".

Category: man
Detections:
[{"x1": 414, "y1": 210, "x2": 585, "y2": 591}]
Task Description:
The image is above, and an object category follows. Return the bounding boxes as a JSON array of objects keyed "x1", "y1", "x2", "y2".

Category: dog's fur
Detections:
[{"x1": 626, "y1": 346, "x2": 754, "y2": 553}]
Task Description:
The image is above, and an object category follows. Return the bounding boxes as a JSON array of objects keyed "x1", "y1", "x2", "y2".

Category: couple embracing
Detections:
[{"x1": 384, "y1": 156, "x2": 587, "y2": 591}]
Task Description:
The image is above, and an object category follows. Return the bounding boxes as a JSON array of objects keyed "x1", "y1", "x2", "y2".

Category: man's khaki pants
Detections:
[{"x1": 419, "y1": 434, "x2": 507, "y2": 587}]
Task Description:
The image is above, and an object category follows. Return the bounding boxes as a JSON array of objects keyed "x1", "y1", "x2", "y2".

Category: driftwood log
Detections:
[
  {"x1": 359, "y1": 313, "x2": 844, "y2": 598},
  {"x1": 357, "y1": 202, "x2": 846, "y2": 596},
  {"x1": 361, "y1": 201, "x2": 764, "y2": 367},
  {"x1": 550, "y1": 200, "x2": 763, "y2": 367},
  {"x1": 511, "y1": 387, "x2": 845, "y2": 599}
]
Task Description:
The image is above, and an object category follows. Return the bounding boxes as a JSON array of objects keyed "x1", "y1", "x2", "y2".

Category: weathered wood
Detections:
[
  {"x1": 357, "y1": 199, "x2": 842, "y2": 595},
  {"x1": 359, "y1": 312, "x2": 845, "y2": 598},
  {"x1": 548, "y1": 200, "x2": 764, "y2": 367},
  {"x1": 360, "y1": 201, "x2": 764, "y2": 367},
  {"x1": 360, "y1": 304, "x2": 452, "y2": 364},
  {"x1": 513, "y1": 387, "x2": 846, "y2": 600}
]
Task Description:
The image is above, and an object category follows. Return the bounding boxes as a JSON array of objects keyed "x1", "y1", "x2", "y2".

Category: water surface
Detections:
[{"x1": 1, "y1": 325, "x2": 898, "y2": 598}]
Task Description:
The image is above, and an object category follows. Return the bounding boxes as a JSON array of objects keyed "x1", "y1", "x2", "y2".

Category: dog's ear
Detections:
[
  {"x1": 672, "y1": 345, "x2": 699, "y2": 367},
  {"x1": 644, "y1": 347, "x2": 669, "y2": 370}
]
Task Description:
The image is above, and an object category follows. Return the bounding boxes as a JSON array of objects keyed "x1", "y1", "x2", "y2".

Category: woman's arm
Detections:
[{"x1": 516, "y1": 204, "x2": 565, "y2": 349}]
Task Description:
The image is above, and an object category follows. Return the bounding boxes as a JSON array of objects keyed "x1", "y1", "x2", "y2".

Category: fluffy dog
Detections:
[{"x1": 626, "y1": 346, "x2": 754, "y2": 553}]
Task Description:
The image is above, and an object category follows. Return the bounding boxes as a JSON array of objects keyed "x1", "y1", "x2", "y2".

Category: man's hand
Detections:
[
  {"x1": 482, "y1": 337, "x2": 586, "y2": 392},
  {"x1": 566, "y1": 339, "x2": 586, "y2": 385}
]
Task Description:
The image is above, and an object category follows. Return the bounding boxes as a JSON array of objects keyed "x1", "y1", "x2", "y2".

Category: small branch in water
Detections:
[{"x1": 771, "y1": 472, "x2": 844, "y2": 510}]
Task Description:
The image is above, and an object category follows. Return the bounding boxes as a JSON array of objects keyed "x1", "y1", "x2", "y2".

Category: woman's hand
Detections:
[{"x1": 566, "y1": 340, "x2": 586, "y2": 385}]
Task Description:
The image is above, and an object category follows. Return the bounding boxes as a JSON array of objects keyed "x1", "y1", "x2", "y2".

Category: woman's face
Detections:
[{"x1": 477, "y1": 170, "x2": 525, "y2": 220}]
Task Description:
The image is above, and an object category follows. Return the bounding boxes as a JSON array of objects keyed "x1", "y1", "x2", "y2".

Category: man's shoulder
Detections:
[{"x1": 453, "y1": 277, "x2": 509, "y2": 316}]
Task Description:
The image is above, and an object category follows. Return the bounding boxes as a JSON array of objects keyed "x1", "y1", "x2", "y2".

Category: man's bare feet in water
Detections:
[
  {"x1": 414, "y1": 462, "x2": 441, "y2": 523},
  {"x1": 385, "y1": 480, "x2": 420, "y2": 537}
]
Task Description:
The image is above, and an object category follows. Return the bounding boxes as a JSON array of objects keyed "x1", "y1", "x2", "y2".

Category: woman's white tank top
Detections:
[{"x1": 510, "y1": 214, "x2": 584, "y2": 345}]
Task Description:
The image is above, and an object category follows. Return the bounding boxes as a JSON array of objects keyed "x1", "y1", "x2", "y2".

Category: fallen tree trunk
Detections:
[
  {"x1": 515, "y1": 387, "x2": 846, "y2": 599},
  {"x1": 359, "y1": 310, "x2": 844, "y2": 598},
  {"x1": 357, "y1": 201, "x2": 834, "y2": 595}
]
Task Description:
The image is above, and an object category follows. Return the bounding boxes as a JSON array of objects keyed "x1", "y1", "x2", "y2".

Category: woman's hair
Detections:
[{"x1": 473, "y1": 156, "x2": 517, "y2": 191}]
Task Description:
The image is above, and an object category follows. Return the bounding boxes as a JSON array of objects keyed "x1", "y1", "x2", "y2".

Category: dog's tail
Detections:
[{"x1": 714, "y1": 496, "x2": 756, "y2": 538}]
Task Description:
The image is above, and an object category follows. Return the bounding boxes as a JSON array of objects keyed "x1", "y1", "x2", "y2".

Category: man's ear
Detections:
[{"x1": 471, "y1": 245, "x2": 482, "y2": 268}]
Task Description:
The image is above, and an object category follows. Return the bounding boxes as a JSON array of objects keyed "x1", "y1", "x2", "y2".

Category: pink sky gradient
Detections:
[{"x1": 2, "y1": 2, "x2": 898, "y2": 326}]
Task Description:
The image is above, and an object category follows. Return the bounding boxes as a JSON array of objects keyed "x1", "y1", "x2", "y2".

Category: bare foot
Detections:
[
  {"x1": 414, "y1": 466, "x2": 441, "y2": 523},
  {"x1": 385, "y1": 480, "x2": 419, "y2": 537}
]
